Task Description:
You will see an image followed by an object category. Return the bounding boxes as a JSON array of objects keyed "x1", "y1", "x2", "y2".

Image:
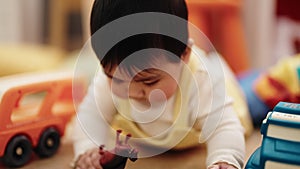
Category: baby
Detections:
[{"x1": 72, "y1": 0, "x2": 250, "y2": 168}]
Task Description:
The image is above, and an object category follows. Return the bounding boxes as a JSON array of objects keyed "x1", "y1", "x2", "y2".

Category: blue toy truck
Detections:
[{"x1": 245, "y1": 102, "x2": 300, "y2": 169}]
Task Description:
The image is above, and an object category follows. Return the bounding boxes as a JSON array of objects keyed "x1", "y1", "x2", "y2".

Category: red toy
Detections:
[
  {"x1": 0, "y1": 72, "x2": 85, "y2": 167},
  {"x1": 99, "y1": 130, "x2": 138, "y2": 169}
]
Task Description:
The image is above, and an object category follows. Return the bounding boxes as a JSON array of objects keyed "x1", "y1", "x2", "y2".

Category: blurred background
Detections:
[{"x1": 0, "y1": 0, "x2": 299, "y2": 76}]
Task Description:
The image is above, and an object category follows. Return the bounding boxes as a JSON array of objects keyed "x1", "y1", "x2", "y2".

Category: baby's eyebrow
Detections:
[
  {"x1": 134, "y1": 76, "x2": 159, "y2": 82},
  {"x1": 133, "y1": 71, "x2": 160, "y2": 82},
  {"x1": 103, "y1": 69, "x2": 160, "y2": 82},
  {"x1": 133, "y1": 68, "x2": 161, "y2": 81}
]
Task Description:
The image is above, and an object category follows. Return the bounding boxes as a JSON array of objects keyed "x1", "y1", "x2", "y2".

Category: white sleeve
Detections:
[
  {"x1": 205, "y1": 104, "x2": 245, "y2": 169},
  {"x1": 72, "y1": 71, "x2": 116, "y2": 158},
  {"x1": 191, "y1": 70, "x2": 245, "y2": 169}
]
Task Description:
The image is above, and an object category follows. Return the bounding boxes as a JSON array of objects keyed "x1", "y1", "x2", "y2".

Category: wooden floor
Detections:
[{"x1": 0, "y1": 129, "x2": 262, "y2": 169}]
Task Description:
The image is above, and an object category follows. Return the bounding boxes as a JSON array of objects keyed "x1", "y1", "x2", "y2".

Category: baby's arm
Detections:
[
  {"x1": 192, "y1": 63, "x2": 245, "y2": 169},
  {"x1": 204, "y1": 104, "x2": 245, "y2": 169},
  {"x1": 72, "y1": 72, "x2": 116, "y2": 169}
]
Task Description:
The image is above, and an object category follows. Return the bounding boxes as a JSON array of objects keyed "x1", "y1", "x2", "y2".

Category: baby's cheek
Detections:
[
  {"x1": 148, "y1": 89, "x2": 167, "y2": 103},
  {"x1": 158, "y1": 84, "x2": 178, "y2": 100},
  {"x1": 110, "y1": 83, "x2": 129, "y2": 99}
]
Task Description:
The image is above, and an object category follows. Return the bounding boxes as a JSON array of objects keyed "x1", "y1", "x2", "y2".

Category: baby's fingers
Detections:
[
  {"x1": 208, "y1": 165, "x2": 219, "y2": 169},
  {"x1": 74, "y1": 151, "x2": 102, "y2": 169},
  {"x1": 208, "y1": 162, "x2": 237, "y2": 169}
]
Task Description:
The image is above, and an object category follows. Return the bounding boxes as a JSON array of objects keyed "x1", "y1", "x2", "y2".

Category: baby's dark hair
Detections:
[{"x1": 90, "y1": 0, "x2": 189, "y2": 71}]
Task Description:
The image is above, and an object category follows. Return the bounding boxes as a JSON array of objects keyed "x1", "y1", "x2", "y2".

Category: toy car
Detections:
[
  {"x1": 0, "y1": 71, "x2": 85, "y2": 167},
  {"x1": 245, "y1": 102, "x2": 300, "y2": 169}
]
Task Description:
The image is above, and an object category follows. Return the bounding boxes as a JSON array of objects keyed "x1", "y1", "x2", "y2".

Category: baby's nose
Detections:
[{"x1": 128, "y1": 82, "x2": 146, "y2": 100}]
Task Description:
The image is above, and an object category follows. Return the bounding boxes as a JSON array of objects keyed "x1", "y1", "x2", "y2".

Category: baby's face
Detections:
[{"x1": 104, "y1": 60, "x2": 183, "y2": 105}]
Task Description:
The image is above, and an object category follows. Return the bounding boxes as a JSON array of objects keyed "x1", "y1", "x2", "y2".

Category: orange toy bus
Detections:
[{"x1": 0, "y1": 71, "x2": 85, "y2": 167}]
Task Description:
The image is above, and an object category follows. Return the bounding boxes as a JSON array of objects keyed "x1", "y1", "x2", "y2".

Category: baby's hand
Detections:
[
  {"x1": 74, "y1": 148, "x2": 102, "y2": 169},
  {"x1": 208, "y1": 162, "x2": 237, "y2": 169}
]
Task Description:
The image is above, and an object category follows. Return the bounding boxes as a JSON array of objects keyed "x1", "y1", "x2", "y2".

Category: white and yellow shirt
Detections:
[{"x1": 73, "y1": 46, "x2": 252, "y2": 169}]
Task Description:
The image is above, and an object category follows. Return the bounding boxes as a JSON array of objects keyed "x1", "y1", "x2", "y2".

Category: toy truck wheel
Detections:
[
  {"x1": 35, "y1": 127, "x2": 60, "y2": 158},
  {"x1": 3, "y1": 135, "x2": 32, "y2": 168}
]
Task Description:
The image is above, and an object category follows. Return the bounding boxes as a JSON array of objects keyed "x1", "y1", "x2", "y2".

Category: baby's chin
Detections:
[{"x1": 130, "y1": 98, "x2": 167, "y2": 109}]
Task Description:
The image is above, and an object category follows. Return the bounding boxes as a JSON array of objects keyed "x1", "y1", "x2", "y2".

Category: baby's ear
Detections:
[{"x1": 181, "y1": 47, "x2": 191, "y2": 64}]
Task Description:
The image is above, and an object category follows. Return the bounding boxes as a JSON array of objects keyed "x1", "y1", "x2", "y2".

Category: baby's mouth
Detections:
[{"x1": 130, "y1": 99, "x2": 151, "y2": 110}]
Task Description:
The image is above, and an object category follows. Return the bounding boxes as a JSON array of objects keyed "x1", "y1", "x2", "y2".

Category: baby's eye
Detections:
[{"x1": 143, "y1": 80, "x2": 159, "y2": 86}]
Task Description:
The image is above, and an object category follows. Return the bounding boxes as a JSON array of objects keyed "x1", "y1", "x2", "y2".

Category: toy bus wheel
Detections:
[
  {"x1": 3, "y1": 135, "x2": 32, "y2": 168},
  {"x1": 35, "y1": 127, "x2": 60, "y2": 158}
]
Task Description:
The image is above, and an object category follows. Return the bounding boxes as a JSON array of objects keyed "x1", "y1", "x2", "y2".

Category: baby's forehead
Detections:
[
  {"x1": 119, "y1": 67, "x2": 162, "y2": 78},
  {"x1": 104, "y1": 52, "x2": 182, "y2": 79}
]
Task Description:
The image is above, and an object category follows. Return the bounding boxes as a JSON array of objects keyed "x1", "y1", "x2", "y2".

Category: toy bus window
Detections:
[
  {"x1": 11, "y1": 91, "x2": 47, "y2": 122},
  {"x1": 52, "y1": 85, "x2": 74, "y2": 115}
]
